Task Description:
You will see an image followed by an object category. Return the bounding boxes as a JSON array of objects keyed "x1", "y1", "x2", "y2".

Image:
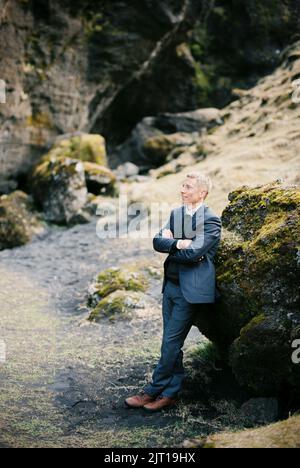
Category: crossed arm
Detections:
[
  {"x1": 153, "y1": 210, "x2": 222, "y2": 264},
  {"x1": 152, "y1": 211, "x2": 178, "y2": 254}
]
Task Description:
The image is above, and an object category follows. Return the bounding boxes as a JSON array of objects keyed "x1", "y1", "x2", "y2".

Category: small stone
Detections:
[
  {"x1": 240, "y1": 398, "x2": 279, "y2": 426},
  {"x1": 115, "y1": 162, "x2": 139, "y2": 180}
]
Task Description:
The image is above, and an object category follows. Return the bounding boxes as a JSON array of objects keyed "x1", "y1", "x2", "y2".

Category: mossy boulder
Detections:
[
  {"x1": 82, "y1": 162, "x2": 118, "y2": 196},
  {"x1": 46, "y1": 134, "x2": 108, "y2": 166},
  {"x1": 229, "y1": 315, "x2": 296, "y2": 395},
  {"x1": 149, "y1": 151, "x2": 197, "y2": 179},
  {"x1": 0, "y1": 191, "x2": 46, "y2": 250},
  {"x1": 88, "y1": 290, "x2": 146, "y2": 323},
  {"x1": 193, "y1": 181, "x2": 300, "y2": 396},
  {"x1": 30, "y1": 134, "x2": 114, "y2": 224},
  {"x1": 84, "y1": 194, "x2": 118, "y2": 216},
  {"x1": 88, "y1": 266, "x2": 149, "y2": 308},
  {"x1": 221, "y1": 182, "x2": 300, "y2": 240},
  {"x1": 31, "y1": 156, "x2": 88, "y2": 225},
  {"x1": 113, "y1": 109, "x2": 222, "y2": 169},
  {"x1": 183, "y1": 414, "x2": 300, "y2": 448},
  {"x1": 142, "y1": 133, "x2": 197, "y2": 166}
]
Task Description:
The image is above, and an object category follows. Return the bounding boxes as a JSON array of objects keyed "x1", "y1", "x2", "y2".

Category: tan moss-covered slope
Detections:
[
  {"x1": 183, "y1": 415, "x2": 300, "y2": 449},
  {"x1": 123, "y1": 42, "x2": 300, "y2": 216}
]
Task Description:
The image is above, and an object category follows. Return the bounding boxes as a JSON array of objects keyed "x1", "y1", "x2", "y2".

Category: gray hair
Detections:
[{"x1": 185, "y1": 172, "x2": 213, "y2": 194}]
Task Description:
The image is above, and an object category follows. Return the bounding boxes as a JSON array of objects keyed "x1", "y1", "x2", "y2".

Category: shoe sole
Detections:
[
  {"x1": 143, "y1": 403, "x2": 177, "y2": 413},
  {"x1": 124, "y1": 400, "x2": 144, "y2": 409},
  {"x1": 125, "y1": 399, "x2": 156, "y2": 409}
]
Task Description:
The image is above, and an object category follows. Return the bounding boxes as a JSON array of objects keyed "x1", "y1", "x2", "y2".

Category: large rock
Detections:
[
  {"x1": 111, "y1": 108, "x2": 221, "y2": 169},
  {"x1": 31, "y1": 156, "x2": 88, "y2": 225},
  {"x1": 0, "y1": 191, "x2": 46, "y2": 250},
  {"x1": 87, "y1": 265, "x2": 150, "y2": 322},
  {"x1": 193, "y1": 181, "x2": 300, "y2": 396},
  {"x1": 44, "y1": 134, "x2": 108, "y2": 167},
  {"x1": 82, "y1": 162, "x2": 118, "y2": 196},
  {"x1": 88, "y1": 290, "x2": 146, "y2": 323},
  {"x1": 146, "y1": 108, "x2": 223, "y2": 134},
  {"x1": 88, "y1": 266, "x2": 149, "y2": 308},
  {"x1": 30, "y1": 133, "x2": 115, "y2": 223},
  {"x1": 142, "y1": 132, "x2": 198, "y2": 167},
  {"x1": 239, "y1": 398, "x2": 279, "y2": 427},
  {"x1": 109, "y1": 118, "x2": 163, "y2": 170}
]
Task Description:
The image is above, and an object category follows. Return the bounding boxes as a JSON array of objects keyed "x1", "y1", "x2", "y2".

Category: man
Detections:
[{"x1": 125, "y1": 172, "x2": 222, "y2": 412}]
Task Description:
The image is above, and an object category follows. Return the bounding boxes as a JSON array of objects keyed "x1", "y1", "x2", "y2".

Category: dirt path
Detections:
[{"x1": 0, "y1": 216, "x2": 205, "y2": 448}]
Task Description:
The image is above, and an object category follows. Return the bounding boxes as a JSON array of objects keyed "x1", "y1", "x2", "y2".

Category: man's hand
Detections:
[
  {"x1": 177, "y1": 239, "x2": 192, "y2": 250},
  {"x1": 161, "y1": 230, "x2": 193, "y2": 250},
  {"x1": 162, "y1": 229, "x2": 173, "y2": 239}
]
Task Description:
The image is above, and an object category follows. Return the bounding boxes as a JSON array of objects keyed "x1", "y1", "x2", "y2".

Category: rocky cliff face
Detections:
[
  {"x1": 188, "y1": 0, "x2": 300, "y2": 107},
  {"x1": 0, "y1": 0, "x2": 201, "y2": 185},
  {"x1": 1, "y1": 0, "x2": 299, "y2": 189}
]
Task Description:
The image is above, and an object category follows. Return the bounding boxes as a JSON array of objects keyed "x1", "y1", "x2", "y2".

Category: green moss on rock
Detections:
[
  {"x1": 239, "y1": 314, "x2": 266, "y2": 336},
  {"x1": 88, "y1": 290, "x2": 145, "y2": 323},
  {"x1": 88, "y1": 266, "x2": 149, "y2": 307},
  {"x1": 26, "y1": 112, "x2": 54, "y2": 130},
  {"x1": 222, "y1": 181, "x2": 300, "y2": 240},
  {"x1": 39, "y1": 134, "x2": 108, "y2": 167},
  {"x1": 30, "y1": 134, "x2": 113, "y2": 222},
  {"x1": 0, "y1": 191, "x2": 45, "y2": 250},
  {"x1": 193, "y1": 182, "x2": 300, "y2": 396},
  {"x1": 229, "y1": 315, "x2": 293, "y2": 394}
]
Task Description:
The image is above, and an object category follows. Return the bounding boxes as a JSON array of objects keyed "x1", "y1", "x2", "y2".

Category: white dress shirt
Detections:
[
  {"x1": 176, "y1": 201, "x2": 203, "y2": 249},
  {"x1": 184, "y1": 201, "x2": 203, "y2": 217}
]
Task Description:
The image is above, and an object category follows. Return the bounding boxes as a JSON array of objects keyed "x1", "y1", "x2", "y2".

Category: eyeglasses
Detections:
[
  {"x1": 181, "y1": 183, "x2": 207, "y2": 194},
  {"x1": 181, "y1": 183, "x2": 195, "y2": 191}
]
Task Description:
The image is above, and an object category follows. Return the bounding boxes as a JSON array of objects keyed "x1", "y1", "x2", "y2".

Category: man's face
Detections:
[{"x1": 180, "y1": 178, "x2": 207, "y2": 205}]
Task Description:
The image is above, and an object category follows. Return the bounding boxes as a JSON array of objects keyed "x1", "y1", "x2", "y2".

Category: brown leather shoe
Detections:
[
  {"x1": 124, "y1": 391, "x2": 156, "y2": 408},
  {"x1": 143, "y1": 395, "x2": 177, "y2": 413}
]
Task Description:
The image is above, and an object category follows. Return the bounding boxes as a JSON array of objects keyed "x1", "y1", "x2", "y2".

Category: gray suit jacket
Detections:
[{"x1": 153, "y1": 204, "x2": 222, "y2": 304}]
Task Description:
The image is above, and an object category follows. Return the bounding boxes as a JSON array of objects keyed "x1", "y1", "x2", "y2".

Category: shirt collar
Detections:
[{"x1": 184, "y1": 201, "x2": 203, "y2": 216}]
